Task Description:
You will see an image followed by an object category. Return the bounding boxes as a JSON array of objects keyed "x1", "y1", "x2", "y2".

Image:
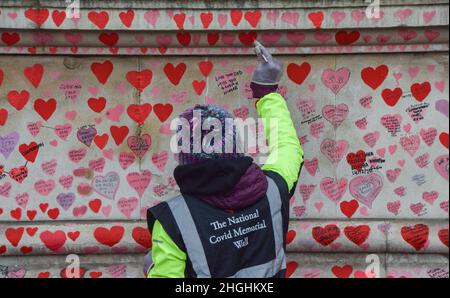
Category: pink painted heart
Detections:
[
  {"x1": 388, "y1": 145, "x2": 397, "y2": 155},
  {"x1": 118, "y1": 152, "x2": 135, "y2": 170},
  {"x1": 349, "y1": 173, "x2": 383, "y2": 208},
  {"x1": 103, "y1": 149, "x2": 114, "y2": 161},
  {"x1": 64, "y1": 32, "x2": 82, "y2": 45},
  {"x1": 410, "y1": 202, "x2": 425, "y2": 215},
  {"x1": 281, "y1": 11, "x2": 299, "y2": 26},
  {"x1": 293, "y1": 206, "x2": 306, "y2": 217},
  {"x1": 117, "y1": 197, "x2": 138, "y2": 219},
  {"x1": 286, "y1": 32, "x2": 305, "y2": 45},
  {"x1": 330, "y1": 11, "x2": 346, "y2": 27},
  {"x1": 398, "y1": 28, "x2": 417, "y2": 41},
  {"x1": 314, "y1": 201, "x2": 324, "y2": 213},
  {"x1": 261, "y1": 32, "x2": 282, "y2": 46},
  {"x1": 424, "y1": 30, "x2": 440, "y2": 42},
  {"x1": 314, "y1": 32, "x2": 332, "y2": 44},
  {"x1": 89, "y1": 158, "x2": 106, "y2": 173},
  {"x1": 144, "y1": 10, "x2": 160, "y2": 27},
  {"x1": 420, "y1": 128, "x2": 437, "y2": 146},
  {"x1": 434, "y1": 155, "x2": 449, "y2": 181},
  {"x1": 59, "y1": 175, "x2": 74, "y2": 189},
  {"x1": 170, "y1": 91, "x2": 188, "y2": 106},
  {"x1": 41, "y1": 159, "x2": 57, "y2": 176},
  {"x1": 65, "y1": 110, "x2": 77, "y2": 121},
  {"x1": 108, "y1": 264, "x2": 127, "y2": 278},
  {"x1": 54, "y1": 124, "x2": 73, "y2": 141},
  {"x1": 310, "y1": 121, "x2": 324, "y2": 139},
  {"x1": 376, "y1": 148, "x2": 386, "y2": 158},
  {"x1": 8, "y1": 12, "x2": 18, "y2": 20},
  {"x1": 377, "y1": 223, "x2": 391, "y2": 235},
  {"x1": 320, "y1": 177, "x2": 348, "y2": 203},
  {"x1": 355, "y1": 117, "x2": 368, "y2": 130},
  {"x1": 435, "y1": 80, "x2": 445, "y2": 93},
  {"x1": 159, "y1": 123, "x2": 171, "y2": 135},
  {"x1": 59, "y1": 79, "x2": 82, "y2": 102},
  {"x1": 15, "y1": 193, "x2": 29, "y2": 208},
  {"x1": 27, "y1": 121, "x2": 42, "y2": 137},
  {"x1": 359, "y1": 95, "x2": 373, "y2": 109},
  {"x1": 303, "y1": 158, "x2": 319, "y2": 176},
  {"x1": 299, "y1": 184, "x2": 316, "y2": 203},
  {"x1": 106, "y1": 104, "x2": 124, "y2": 122},
  {"x1": 423, "y1": 10, "x2": 436, "y2": 23},
  {"x1": 127, "y1": 134, "x2": 151, "y2": 159},
  {"x1": 296, "y1": 97, "x2": 316, "y2": 119},
  {"x1": 394, "y1": 186, "x2": 406, "y2": 197},
  {"x1": 415, "y1": 153, "x2": 430, "y2": 168},
  {"x1": 101, "y1": 205, "x2": 112, "y2": 217},
  {"x1": 380, "y1": 114, "x2": 402, "y2": 136},
  {"x1": 321, "y1": 67, "x2": 350, "y2": 94},
  {"x1": 7, "y1": 267, "x2": 26, "y2": 278},
  {"x1": 386, "y1": 168, "x2": 401, "y2": 183},
  {"x1": 351, "y1": 9, "x2": 365, "y2": 23},
  {"x1": 394, "y1": 8, "x2": 413, "y2": 22},
  {"x1": 88, "y1": 86, "x2": 98, "y2": 96},
  {"x1": 152, "y1": 151, "x2": 168, "y2": 172},
  {"x1": 400, "y1": 135, "x2": 420, "y2": 157},
  {"x1": 92, "y1": 172, "x2": 120, "y2": 200},
  {"x1": 408, "y1": 66, "x2": 420, "y2": 78},
  {"x1": 320, "y1": 139, "x2": 349, "y2": 164},
  {"x1": 363, "y1": 131, "x2": 380, "y2": 148},
  {"x1": 393, "y1": 72, "x2": 403, "y2": 82},
  {"x1": 440, "y1": 201, "x2": 449, "y2": 213},
  {"x1": 387, "y1": 200, "x2": 401, "y2": 215},
  {"x1": 422, "y1": 191, "x2": 438, "y2": 205},
  {"x1": 126, "y1": 170, "x2": 152, "y2": 198},
  {"x1": 359, "y1": 206, "x2": 369, "y2": 216},
  {"x1": 34, "y1": 179, "x2": 56, "y2": 196},
  {"x1": 322, "y1": 104, "x2": 349, "y2": 127},
  {"x1": 266, "y1": 10, "x2": 280, "y2": 26}
]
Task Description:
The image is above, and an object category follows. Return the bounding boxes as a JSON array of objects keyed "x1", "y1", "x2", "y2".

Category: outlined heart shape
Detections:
[
  {"x1": 127, "y1": 134, "x2": 151, "y2": 158},
  {"x1": 321, "y1": 67, "x2": 350, "y2": 94},
  {"x1": 349, "y1": 173, "x2": 383, "y2": 208},
  {"x1": 92, "y1": 172, "x2": 120, "y2": 200}
]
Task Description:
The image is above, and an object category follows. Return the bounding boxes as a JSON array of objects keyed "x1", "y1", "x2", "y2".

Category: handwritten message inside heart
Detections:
[
  {"x1": 92, "y1": 172, "x2": 120, "y2": 200},
  {"x1": 349, "y1": 173, "x2": 383, "y2": 208}
]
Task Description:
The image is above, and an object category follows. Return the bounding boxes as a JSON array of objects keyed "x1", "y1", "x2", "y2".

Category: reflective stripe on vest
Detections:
[{"x1": 167, "y1": 176, "x2": 286, "y2": 278}]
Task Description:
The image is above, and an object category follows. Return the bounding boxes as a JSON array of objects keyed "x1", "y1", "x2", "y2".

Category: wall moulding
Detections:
[
  {"x1": 0, "y1": 3, "x2": 448, "y2": 31},
  {"x1": 0, "y1": 27, "x2": 448, "y2": 56}
]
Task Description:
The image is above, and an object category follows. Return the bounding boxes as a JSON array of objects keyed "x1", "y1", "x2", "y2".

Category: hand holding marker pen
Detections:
[{"x1": 251, "y1": 40, "x2": 284, "y2": 86}]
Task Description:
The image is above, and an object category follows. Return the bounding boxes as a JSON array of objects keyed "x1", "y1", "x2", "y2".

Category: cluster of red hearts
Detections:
[
  {"x1": 287, "y1": 62, "x2": 442, "y2": 107},
  {"x1": 0, "y1": 60, "x2": 215, "y2": 184},
  {"x1": 0, "y1": 224, "x2": 151, "y2": 255},
  {"x1": 284, "y1": 224, "x2": 448, "y2": 278}
]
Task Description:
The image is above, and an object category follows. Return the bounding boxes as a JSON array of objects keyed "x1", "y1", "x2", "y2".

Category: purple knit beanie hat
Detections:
[{"x1": 175, "y1": 104, "x2": 244, "y2": 165}]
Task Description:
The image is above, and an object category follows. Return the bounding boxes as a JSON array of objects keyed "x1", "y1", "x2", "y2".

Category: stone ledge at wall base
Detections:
[
  {"x1": 0, "y1": 220, "x2": 448, "y2": 256},
  {"x1": 0, "y1": 253, "x2": 448, "y2": 278}
]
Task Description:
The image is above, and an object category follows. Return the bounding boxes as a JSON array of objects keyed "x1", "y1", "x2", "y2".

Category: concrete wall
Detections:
[{"x1": 0, "y1": 0, "x2": 448, "y2": 278}]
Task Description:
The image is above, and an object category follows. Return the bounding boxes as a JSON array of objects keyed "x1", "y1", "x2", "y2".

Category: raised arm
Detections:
[
  {"x1": 251, "y1": 41, "x2": 304, "y2": 193},
  {"x1": 256, "y1": 93, "x2": 303, "y2": 193}
]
